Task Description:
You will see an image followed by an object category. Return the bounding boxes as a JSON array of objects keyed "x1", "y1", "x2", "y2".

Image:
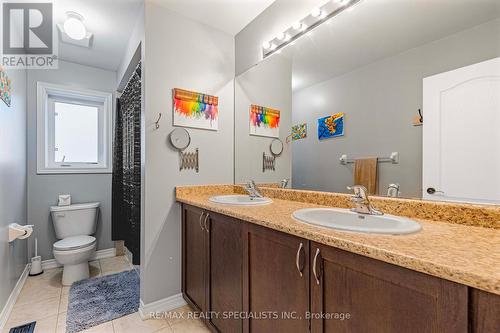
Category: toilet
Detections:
[{"x1": 50, "y1": 202, "x2": 100, "y2": 286}]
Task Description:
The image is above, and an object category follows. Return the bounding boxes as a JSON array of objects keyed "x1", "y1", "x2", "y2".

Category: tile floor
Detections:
[{"x1": 2, "y1": 256, "x2": 208, "y2": 333}]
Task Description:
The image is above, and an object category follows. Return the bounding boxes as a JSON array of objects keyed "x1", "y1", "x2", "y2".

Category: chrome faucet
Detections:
[
  {"x1": 347, "y1": 185, "x2": 383, "y2": 215},
  {"x1": 280, "y1": 178, "x2": 289, "y2": 189},
  {"x1": 244, "y1": 180, "x2": 263, "y2": 198}
]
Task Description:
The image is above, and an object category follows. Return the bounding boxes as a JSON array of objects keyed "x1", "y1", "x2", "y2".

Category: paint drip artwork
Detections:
[
  {"x1": 173, "y1": 88, "x2": 218, "y2": 130},
  {"x1": 0, "y1": 66, "x2": 12, "y2": 107},
  {"x1": 291, "y1": 123, "x2": 307, "y2": 141},
  {"x1": 250, "y1": 104, "x2": 280, "y2": 138},
  {"x1": 318, "y1": 113, "x2": 344, "y2": 140}
]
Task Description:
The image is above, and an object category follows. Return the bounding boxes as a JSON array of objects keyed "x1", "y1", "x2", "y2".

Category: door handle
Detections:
[
  {"x1": 199, "y1": 212, "x2": 205, "y2": 231},
  {"x1": 313, "y1": 248, "x2": 321, "y2": 285},
  {"x1": 295, "y1": 242, "x2": 304, "y2": 277},
  {"x1": 204, "y1": 213, "x2": 210, "y2": 233}
]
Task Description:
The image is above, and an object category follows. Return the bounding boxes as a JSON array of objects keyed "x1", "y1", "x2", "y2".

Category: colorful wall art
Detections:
[
  {"x1": 291, "y1": 123, "x2": 307, "y2": 141},
  {"x1": 0, "y1": 66, "x2": 12, "y2": 107},
  {"x1": 173, "y1": 88, "x2": 218, "y2": 130},
  {"x1": 318, "y1": 113, "x2": 344, "y2": 140},
  {"x1": 249, "y1": 104, "x2": 280, "y2": 138}
]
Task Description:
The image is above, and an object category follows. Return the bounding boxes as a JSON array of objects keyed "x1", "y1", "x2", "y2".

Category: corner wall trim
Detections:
[
  {"x1": 138, "y1": 294, "x2": 187, "y2": 320},
  {"x1": 0, "y1": 264, "x2": 31, "y2": 331},
  {"x1": 42, "y1": 247, "x2": 117, "y2": 270}
]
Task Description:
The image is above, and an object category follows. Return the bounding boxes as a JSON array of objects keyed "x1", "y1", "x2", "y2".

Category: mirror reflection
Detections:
[{"x1": 234, "y1": 0, "x2": 500, "y2": 203}]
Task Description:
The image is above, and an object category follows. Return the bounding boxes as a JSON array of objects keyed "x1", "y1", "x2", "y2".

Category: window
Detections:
[{"x1": 37, "y1": 82, "x2": 113, "y2": 174}]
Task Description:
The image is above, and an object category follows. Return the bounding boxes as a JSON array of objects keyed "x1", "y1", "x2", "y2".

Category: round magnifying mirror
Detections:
[
  {"x1": 270, "y1": 138, "x2": 284, "y2": 156},
  {"x1": 169, "y1": 128, "x2": 191, "y2": 151}
]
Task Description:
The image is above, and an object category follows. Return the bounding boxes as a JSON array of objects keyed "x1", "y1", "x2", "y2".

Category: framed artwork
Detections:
[
  {"x1": 173, "y1": 88, "x2": 218, "y2": 131},
  {"x1": 291, "y1": 123, "x2": 307, "y2": 141},
  {"x1": 318, "y1": 113, "x2": 344, "y2": 140},
  {"x1": 0, "y1": 66, "x2": 12, "y2": 107},
  {"x1": 250, "y1": 104, "x2": 280, "y2": 138}
]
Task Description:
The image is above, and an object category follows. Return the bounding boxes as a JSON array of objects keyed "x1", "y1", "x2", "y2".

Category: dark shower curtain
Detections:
[{"x1": 112, "y1": 63, "x2": 141, "y2": 265}]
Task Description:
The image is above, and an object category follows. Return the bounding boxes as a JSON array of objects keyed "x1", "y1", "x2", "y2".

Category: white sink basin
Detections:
[
  {"x1": 292, "y1": 208, "x2": 421, "y2": 235},
  {"x1": 209, "y1": 195, "x2": 272, "y2": 206}
]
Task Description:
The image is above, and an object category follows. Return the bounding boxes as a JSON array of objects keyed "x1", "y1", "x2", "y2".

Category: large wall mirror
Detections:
[{"x1": 234, "y1": 0, "x2": 500, "y2": 204}]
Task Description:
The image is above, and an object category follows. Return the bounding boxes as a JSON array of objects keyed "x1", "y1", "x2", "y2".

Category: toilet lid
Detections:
[{"x1": 54, "y1": 235, "x2": 96, "y2": 251}]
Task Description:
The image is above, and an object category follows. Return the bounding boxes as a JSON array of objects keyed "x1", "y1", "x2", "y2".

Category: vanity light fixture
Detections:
[
  {"x1": 311, "y1": 7, "x2": 322, "y2": 18},
  {"x1": 262, "y1": 0, "x2": 362, "y2": 58},
  {"x1": 292, "y1": 21, "x2": 303, "y2": 30}
]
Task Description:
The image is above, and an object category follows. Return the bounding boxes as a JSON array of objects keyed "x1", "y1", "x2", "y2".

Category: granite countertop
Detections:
[{"x1": 176, "y1": 185, "x2": 500, "y2": 296}]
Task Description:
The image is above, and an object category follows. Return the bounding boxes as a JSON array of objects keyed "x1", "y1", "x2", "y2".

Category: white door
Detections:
[{"x1": 423, "y1": 57, "x2": 500, "y2": 204}]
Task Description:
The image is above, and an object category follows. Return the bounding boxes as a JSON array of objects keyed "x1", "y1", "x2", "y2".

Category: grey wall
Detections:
[
  {"x1": 235, "y1": 0, "x2": 325, "y2": 75},
  {"x1": 235, "y1": 55, "x2": 292, "y2": 184},
  {"x1": 292, "y1": 19, "x2": 500, "y2": 198},
  {"x1": 117, "y1": 2, "x2": 144, "y2": 89},
  {"x1": 0, "y1": 68, "x2": 28, "y2": 313},
  {"x1": 27, "y1": 60, "x2": 117, "y2": 260},
  {"x1": 142, "y1": 2, "x2": 235, "y2": 304}
]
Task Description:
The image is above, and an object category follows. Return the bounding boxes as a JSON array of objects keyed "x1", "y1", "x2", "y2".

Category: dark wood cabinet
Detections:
[
  {"x1": 470, "y1": 288, "x2": 500, "y2": 333},
  {"x1": 182, "y1": 205, "x2": 208, "y2": 313},
  {"x1": 310, "y1": 242, "x2": 468, "y2": 333},
  {"x1": 182, "y1": 205, "x2": 243, "y2": 332},
  {"x1": 242, "y1": 223, "x2": 310, "y2": 333},
  {"x1": 181, "y1": 204, "x2": 499, "y2": 333},
  {"x1": 208, "y1": 212, "x2": 243, "y2": 332}
]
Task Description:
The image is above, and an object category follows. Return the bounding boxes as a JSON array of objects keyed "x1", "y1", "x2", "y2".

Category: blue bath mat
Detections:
[{"x1": 66, "y1": 269, "x2": 139, "y2": 333}]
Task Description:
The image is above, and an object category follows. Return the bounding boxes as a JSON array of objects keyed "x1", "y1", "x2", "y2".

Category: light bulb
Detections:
[
  {"x1": 284, "y1": 34, "x2": 291, "y2": 42},
  {"x1": 270, "y1": 43, "x2": 277, "y2": 51},
  {"x1": 276, "y1": 32, "x2": 285, "y2": 40},
  {"x1": 262, "y1": 41, "x2": 271, "y2": 49},
  {"x1": 311, "y1": 7, "x2": 322, "y2": 17},
  {"x1": 301, "y1": 23, "x2": 308, "y2": 31},
  {"x1": 63, "y1": 17, "x2": 86, "y2": 40},
  {"x1": 292, "y1": 22, "x2": 302, "y2": 30}
]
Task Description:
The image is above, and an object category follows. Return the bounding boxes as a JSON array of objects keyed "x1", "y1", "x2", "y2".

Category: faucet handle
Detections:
[{"x1": 347, "y1": 185, "x2": 368, "y2": 198}]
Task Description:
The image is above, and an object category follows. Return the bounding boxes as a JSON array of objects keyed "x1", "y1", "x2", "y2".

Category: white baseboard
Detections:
[
  {"x1": 42, "y1": 247, "x2": 117, "y2": 270},
  {"x1": 124, "y1": 246, "x2": 133, "y2": 265},
  {"x1": 0, "y1": 264, "x2": 31, "y2": 331},
  {"x1": 138, "y1": 293, "x2": 187, "y2": 320}
]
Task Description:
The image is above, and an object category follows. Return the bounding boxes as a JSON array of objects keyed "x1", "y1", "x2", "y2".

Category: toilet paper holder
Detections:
[{"x1": 8, "y1": 223, "x2": 34, "y2": 242}]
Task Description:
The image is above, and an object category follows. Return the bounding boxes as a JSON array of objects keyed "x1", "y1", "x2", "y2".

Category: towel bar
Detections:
[{"x1": 340, "y1": 152, "x2": 399, "y2": 165}]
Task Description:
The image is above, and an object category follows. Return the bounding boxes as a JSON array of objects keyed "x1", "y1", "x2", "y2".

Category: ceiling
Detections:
[
  {"x1": 154, "y1": 0, "x2": 276, "y2": 35},
  {"x1": 54, "y1": 0, "x2": 143, "y2": 72},
  {"x1": 279, "y1": 0, "x2": 500, "y2": 91}
]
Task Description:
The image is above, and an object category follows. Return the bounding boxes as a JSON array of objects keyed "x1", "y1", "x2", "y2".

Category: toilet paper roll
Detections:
[{"x1": 8, "y1": 223, "x2": 34, "y2": 242}]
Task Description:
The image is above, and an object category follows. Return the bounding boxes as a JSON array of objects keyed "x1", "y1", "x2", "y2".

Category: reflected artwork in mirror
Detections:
[{"x1": 234, "y1": 0, "x2": 500, "y2": 204}]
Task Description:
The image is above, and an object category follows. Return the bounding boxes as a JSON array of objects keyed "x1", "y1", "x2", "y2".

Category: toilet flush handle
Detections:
[{"x1": 55, "y1": 213, "x2": 65, "y2": 218}]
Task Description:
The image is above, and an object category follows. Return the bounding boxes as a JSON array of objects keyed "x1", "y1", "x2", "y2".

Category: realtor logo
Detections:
[{"x1": 1, "y1": 1, "x2": 57, "y2": 69}]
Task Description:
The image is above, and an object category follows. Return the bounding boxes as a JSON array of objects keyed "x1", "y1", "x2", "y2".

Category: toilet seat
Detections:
[{"x1": 53, "y1": 235, "x2": 96, "y2": 251}]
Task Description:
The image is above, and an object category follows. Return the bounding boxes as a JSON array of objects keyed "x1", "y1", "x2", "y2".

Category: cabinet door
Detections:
[
  {"x1": 310, "y1": 242, "x2": 468, "y2": 333},
  {"x1": 182, "y1": 204, "x2": 208, "y2": 313},
  {"x1": 207, "y1": 212, "x2": 243, "y2": 333},
  {"x1": 470, "y1": 288, "x2": 500, "y2": 333},
  {"x1": 243, "y1": 224, "x2": 310, "y2": 333}
]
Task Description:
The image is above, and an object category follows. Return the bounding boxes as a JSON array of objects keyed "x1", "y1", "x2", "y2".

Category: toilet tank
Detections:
[{"x1": 50, "y1": 202, "x2": 100, "y2": 239}]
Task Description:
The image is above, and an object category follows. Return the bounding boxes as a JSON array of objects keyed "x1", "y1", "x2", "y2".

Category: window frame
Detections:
[{"x1": 37, "y1": 81, "x2": 113, "y2": 174}]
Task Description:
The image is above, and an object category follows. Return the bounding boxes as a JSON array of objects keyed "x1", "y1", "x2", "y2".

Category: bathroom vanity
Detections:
[{"x1": 178, "y1": 185, "x2": 500, "y2": 333}]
